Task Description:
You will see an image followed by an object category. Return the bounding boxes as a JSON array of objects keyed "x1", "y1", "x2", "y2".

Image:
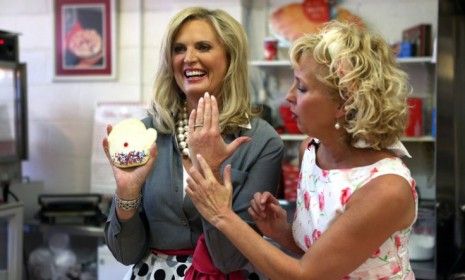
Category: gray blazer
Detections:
[{"x1": 104, "y1": 116, "x2": 284, "y2": 273}]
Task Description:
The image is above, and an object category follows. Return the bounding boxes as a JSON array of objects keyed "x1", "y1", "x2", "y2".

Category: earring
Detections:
[{"x1": 334, "y1": 121, "x2": 341, "y2": 130}]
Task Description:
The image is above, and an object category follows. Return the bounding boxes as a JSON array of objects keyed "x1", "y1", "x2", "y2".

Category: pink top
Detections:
[{"x1": 292, "y1": 140, "x2": 417, "y2": 279}]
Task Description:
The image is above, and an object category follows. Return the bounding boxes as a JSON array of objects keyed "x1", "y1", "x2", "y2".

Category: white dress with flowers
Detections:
[{"x1": 292, "y1": 140, "x2": 417, "y2": 279}]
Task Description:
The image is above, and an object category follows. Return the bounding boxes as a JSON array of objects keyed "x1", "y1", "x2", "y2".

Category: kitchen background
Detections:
[
  {"x1": 3, "y1": 0, "x2": 463, "y2": 279},
  {"x1": 0, "y1": 0, "x2": 435, "y2": 195}
]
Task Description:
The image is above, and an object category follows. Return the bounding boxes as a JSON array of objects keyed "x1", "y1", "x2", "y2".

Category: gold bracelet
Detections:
[{"x1": 114, "y1": 194, "x2": 142, "y2": 211}]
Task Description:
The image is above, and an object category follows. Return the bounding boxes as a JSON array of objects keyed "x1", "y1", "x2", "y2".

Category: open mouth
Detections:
[{"x1": 184, "y1": 69, "x2": 206, "y2": 79}]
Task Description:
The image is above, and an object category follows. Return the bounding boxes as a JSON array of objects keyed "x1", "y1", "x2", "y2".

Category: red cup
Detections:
[
  {"x1": 405, "y1": 97, "x2": 423, "y2": 137},
  {"x1": 264, "y1": 37, "x2": 278, "y2": 60}
]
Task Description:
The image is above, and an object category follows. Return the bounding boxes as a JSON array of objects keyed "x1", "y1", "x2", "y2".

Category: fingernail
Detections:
[{"x1": 204, "y1": 92, "x2": 209, "y2": 97}]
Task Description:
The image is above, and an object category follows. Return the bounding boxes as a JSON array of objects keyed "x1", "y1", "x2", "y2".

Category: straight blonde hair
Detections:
[{"x1": 150, "y1": 7, "x2": 252, "y2": 134}]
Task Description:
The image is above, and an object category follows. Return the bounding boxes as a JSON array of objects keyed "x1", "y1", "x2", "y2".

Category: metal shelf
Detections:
[
  {"x1": 279, "y1": 134, "x2": 435, "y2": 143},
  {"x1": 401, "y1": 136, "x2": 435, "y2": 142},
  {"x1": 397, "y1": 57, "x2": 435, "y2": 64},
  {"x1": 280, "y1": 134, "x2": 306, "y2": 141},
  {"x1": 250, "y1": 57, "x2": 434, "y2": 67},
  {"x1": 24, "y1": 221, "x2": 104, "y2": 237},
  {"x1": 250, "y1": 60, "x2": 291, "y2": 67}
]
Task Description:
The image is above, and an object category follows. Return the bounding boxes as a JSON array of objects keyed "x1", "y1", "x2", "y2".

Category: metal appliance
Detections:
[
  {"x1": 0, "y1": 30, "x2": 28, "y2": 203},
  {"x1": 436, "y1": 0, "x2": 465, "y2": 278}
]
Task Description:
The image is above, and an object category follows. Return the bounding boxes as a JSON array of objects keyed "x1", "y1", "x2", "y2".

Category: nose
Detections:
[
  {"x1": 285, "y1": 84, "x2": 296, "y2": 104},
  {"x1": 184, "y1": 48, "x2": 197, "y2": 64}
]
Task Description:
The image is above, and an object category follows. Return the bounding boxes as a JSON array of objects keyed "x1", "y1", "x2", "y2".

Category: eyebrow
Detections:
[{"x1": 173, "y1": 39, "x2": 214, "y2": 44}]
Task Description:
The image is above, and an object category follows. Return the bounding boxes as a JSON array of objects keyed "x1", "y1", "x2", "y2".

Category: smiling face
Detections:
[
  {"x1": 286, "y1": 54, "x2": 342, "y2": 138},
  {"x1": 172, "y1": 19, "x2": 228, "y2": 102}
]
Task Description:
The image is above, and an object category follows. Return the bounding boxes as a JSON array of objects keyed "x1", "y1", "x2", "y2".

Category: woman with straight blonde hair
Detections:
[{"x1": 103, "y1": 6, "x2": 283, "y2": 280}]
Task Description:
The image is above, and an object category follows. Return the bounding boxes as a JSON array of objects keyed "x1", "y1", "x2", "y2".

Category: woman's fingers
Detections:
[
  {"x1": 106, "y1": 124, "x2": 113, "y2": 135},
  {"x1": 223, "y1": 164, "x2": 232, "y2": 190},
  {"x1": 203, "y1": 92, "x2": 212, "y2": 130},
  {"x1": 248, "y1": 206, "x2": 262, "y2": 220},
  {"x1": 186, "y1": 156, "x2": 232, "y2": 201},
  {"x1": 196, "y1": 154, "x2": 215, "y2": 180},
  {"x1": 186, "y1": 163, "x2": 206, "y2": 186},
  {"x1": 188, "y1": 108, "x2": 197, "y2": 135},
  {"x1": 211, "y1": 95, "x2": 219, "y2": 130},
  {"x1": 249, "y1": 197, "x2": 267, "y2": 219},
  {"x1": 226, "y1": 136, "x2": 251, "y2": 156},
  {"x1": 250, "y1": 192, "x2": 271, "y2": 217},
  {"x1": 195, "y1": 97, "x2": 204, "y2": 127},
  {"x1": 261, "y1": 191, "x2": 280, "y2": 205},
  {"x1": 102, "y1": 137, "x2": 112, "y2": 163},
  {"x1": 144, "y1": 144, "x2": 158, "y2": 170},
  {"x1": 268, "y1": 202, "x2": 286, "y2": 219},
  {"x1": 102, "y1": 124, "x2": 114, "y2": 164}
]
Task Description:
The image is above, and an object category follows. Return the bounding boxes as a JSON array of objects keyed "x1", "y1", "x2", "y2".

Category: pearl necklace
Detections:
[{"x1": 175, "y1": 103, "x2": 190, "y2": 157}]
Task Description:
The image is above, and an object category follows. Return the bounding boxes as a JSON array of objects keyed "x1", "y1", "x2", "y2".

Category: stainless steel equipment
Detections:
[
  {"x1": 436, "y1": 0, "x2": 465, "y2": 278},
  {"x1": 0, "y1": 30, "x2": 28, "y2": 203}
]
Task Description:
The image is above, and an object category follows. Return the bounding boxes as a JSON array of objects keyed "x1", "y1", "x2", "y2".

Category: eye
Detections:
[
  {"x1": 124, "y1": 142, "x2": 129, "y2": 148},
  {"x1": 196, "y1": 42, "x2": 212, "y2": 52},
  {"x1": 172, "y1": 44, "x2": 186, "y2": 54},
  {"x1": 293, "y1": 77, "x2": 307, "y2": 93},
  {"x1": 296, "y1": 84, "x2": 307, "y2": 94}
]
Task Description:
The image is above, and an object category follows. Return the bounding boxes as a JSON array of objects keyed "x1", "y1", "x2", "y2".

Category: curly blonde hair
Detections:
[
  {"x1": 150, "y1": 7, "x2": 252, "y2": 134},
  {"x1": 290, "y1": 20, "x2": 411, "y2": 150}
]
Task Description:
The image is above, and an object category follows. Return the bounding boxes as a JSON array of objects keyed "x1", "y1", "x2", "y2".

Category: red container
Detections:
[
  {"x1": 282, "y1": 163, "x2": 300, "y2": 202},
  {"x1": 264, "y1": 37, "x2": 278, "y2": 60},
  {"x1": 405, "y1": 98, "x2": 423, "y2": 137}
]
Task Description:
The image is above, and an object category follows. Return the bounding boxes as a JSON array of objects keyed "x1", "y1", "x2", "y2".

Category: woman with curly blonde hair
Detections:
[{"x1": 186, "y1": 20, "x2": 418, "y2": 279}]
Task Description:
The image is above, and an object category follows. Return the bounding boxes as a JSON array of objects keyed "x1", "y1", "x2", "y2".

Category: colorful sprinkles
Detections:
[{"x1": 112, "y1": 150, "x2": 147, "y2": 166}]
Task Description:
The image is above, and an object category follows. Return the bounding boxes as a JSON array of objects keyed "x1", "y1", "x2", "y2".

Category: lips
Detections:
[{"x1": 290, "y1": 110, "x2": 298, "y2": 120}]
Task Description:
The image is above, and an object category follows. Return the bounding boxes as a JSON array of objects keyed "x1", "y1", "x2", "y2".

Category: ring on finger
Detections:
[{"x1": 194, "y1": 124, "x2": 203, "y2": 128}]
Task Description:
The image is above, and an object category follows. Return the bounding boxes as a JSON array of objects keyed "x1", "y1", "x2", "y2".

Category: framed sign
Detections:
[{"x1": 53, "y1": 0, "x2": 116, "y2": 81}]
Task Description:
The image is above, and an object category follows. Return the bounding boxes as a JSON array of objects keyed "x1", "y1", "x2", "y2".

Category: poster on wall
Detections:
[
  {"x1": 53, "y1": 0, "x2": 116, "y2": 81},
  {"x1": 269, "y1": 0, "x2": 364, "y2": 45}
]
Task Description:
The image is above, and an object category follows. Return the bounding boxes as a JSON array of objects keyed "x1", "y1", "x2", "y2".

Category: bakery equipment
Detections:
[
  {"x1": 0, "y1": 30, "x2": 28, "y2": 203},
  {"x1": 37, "y1": 194, "x2": 105, "y2": 226}
]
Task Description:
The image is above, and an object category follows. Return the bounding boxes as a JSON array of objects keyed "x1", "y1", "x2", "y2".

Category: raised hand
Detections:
[
  {"x1": 102, "y1": 124, "x2": 158, "y2": 200},
  {"x1": 188, "y1": 92, "x2": 250, "y2": 175},
  {"x1": 248, "y1": 192, "x2": 290, "y2": 241},
  {"x1": 186, "y1": 154, "x2": 234, "y2": 226}
]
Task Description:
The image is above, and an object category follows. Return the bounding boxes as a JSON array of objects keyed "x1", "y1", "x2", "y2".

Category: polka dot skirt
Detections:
[{"x1": 123, "y1": 252, "x2": 266, "y2": 280}]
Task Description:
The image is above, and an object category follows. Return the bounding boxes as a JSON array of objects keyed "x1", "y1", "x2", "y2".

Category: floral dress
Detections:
[{"x1": 292, "y1": 140, "x2": 417, "y2": 279}]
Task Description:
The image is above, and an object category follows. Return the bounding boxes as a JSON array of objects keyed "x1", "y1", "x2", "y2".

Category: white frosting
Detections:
[{"x1": 108, "y1": 118, "x2": 157, "y2": 168}]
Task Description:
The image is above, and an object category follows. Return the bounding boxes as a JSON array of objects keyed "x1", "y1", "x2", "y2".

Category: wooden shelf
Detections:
[{"x1": 279, "y1": 134, "x2": 435, "y2": 143}]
